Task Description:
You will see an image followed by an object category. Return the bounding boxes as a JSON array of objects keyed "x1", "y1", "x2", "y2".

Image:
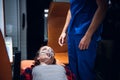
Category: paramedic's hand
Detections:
[
  {"x1": 58, "y1": 32, "x2": 67, "y2": 46},
  {"x1": 79, "y1": 35, "x2": 91, "y2": 50}
]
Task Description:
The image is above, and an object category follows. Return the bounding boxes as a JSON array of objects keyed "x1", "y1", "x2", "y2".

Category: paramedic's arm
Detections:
[
  {"x1": 58, "y1": 9, "x2": 71, "y2": 46},
  {"x1": 79, "y1": 0, "x2": 108, "y2": 50}
]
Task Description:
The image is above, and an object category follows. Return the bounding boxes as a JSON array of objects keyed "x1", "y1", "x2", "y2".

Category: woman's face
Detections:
[{"x1": 37, "y1": 46, "x2": 55, "y2": 64}]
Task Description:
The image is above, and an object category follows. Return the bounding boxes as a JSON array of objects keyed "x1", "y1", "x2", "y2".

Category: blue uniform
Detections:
[{"x1": 67, "y1": 0, "x2": 102, "y2": 80}]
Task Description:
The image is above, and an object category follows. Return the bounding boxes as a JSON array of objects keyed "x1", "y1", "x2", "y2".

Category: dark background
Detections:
[
  {"x1": 27, "y1": 0, "x2": 52, "y2": 59},
  {"x1": 97, "y1": 0, "x2": 120, "y2": 80}
]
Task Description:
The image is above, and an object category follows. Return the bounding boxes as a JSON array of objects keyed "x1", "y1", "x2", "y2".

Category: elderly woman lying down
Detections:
[{"x1": 21, "y1": 46, "x2": 75, "y2": 80}]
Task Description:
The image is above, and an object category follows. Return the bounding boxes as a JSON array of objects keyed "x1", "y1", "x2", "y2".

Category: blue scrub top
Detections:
[{"x1": 68, "y1": 0, "x2": 102, "y2": 41}]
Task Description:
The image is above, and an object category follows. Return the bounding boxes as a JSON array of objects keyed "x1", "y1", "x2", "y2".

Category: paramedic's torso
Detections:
[{"x1": 68, "y1": 0, "x2": 102, "y2": 41}]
